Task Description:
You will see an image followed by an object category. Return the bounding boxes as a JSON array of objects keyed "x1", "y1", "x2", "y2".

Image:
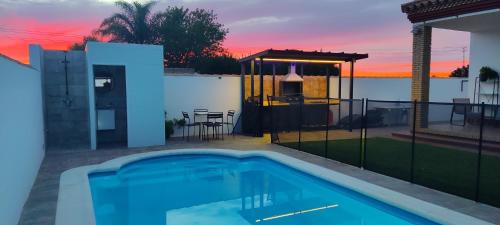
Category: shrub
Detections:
[
  {"x1": 479, "y1": 66, "x2": 499, "y2": 82},
  {"x1": 165, "y1": 120, "x2": 174, "y2": 139}
]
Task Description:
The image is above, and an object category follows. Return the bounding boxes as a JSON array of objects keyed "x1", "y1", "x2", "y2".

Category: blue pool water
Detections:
[{"x1": 89, "y1": 155, "x2": 440, "y2": 225}]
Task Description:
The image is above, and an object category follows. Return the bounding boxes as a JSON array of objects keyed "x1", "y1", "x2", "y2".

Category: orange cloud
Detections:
[{"x1": 0, "y1": 16, "x2": 98, "y2": 63}]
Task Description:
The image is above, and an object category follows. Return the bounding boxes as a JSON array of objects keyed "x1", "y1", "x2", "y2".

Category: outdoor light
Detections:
[{"x1": 259, "y1": 58, "x2": 344, "y2": 64}]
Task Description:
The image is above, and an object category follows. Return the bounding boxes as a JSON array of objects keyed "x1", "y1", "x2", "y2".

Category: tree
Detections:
[
  {"x1": 153, "y1": 6, "x2": 228, "y2": 67},
  {"x1": 96, "y1": 1, "x2": 157, "y2": 44},
  {"x1": 192, "y1": 54, "x2": 240, "y2": 74},
  {"x1": 450, "y1": 65, "x2": 469, "y2": 78},
  {"x1": 69, "y1": 35, "x2": 100, "y2": 50}
]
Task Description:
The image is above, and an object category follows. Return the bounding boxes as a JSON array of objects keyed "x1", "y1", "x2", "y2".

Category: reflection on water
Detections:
[{"x1": 90, "y1": 155, "x2": 439, "y2": 225}]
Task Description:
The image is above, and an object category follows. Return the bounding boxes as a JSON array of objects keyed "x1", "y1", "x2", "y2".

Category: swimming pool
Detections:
[{"x1": 56, "y1": 149, "x2": 492, "y2": 225}]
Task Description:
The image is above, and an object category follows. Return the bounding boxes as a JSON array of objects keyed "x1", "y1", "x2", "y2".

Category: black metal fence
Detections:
[{"x1": 268, "y1": 97, "x2": 500, "y2": 208}]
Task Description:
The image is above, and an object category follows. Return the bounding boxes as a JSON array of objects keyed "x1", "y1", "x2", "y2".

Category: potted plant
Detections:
[{"x1": 479, "y1": 66, "x2": 499, "y2": 82}]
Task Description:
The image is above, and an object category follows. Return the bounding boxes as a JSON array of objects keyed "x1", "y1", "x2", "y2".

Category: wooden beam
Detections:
[
  {"x1": 338, "y1": 64, "x2": 342, "y2": 99},
  {"x1": 326, "y1": 66, "x2": 330, "y2": 98},
  {"x1": 240, "y1": 63, "x2": 246, "y2": 134},
  {"x1": 272, "y1": 64, "x2": 276, "y2": 96},
  {"x1": 259, "y1": 57, "x2": 264, "y2": 137},
  {"x1": 349, "y1": 60, "x2": 355, "y2": 132},
  {"x1": 350, "y1": 60, "x2": 354, "y2": 100},
  {"x1": 250, "y1": 60, "x2": 255, "y2": 100}
]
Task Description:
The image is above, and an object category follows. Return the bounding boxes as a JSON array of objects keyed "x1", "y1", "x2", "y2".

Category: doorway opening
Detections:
[{"x1": 93, "y1": 65, "x2": 127, "y2": 149}]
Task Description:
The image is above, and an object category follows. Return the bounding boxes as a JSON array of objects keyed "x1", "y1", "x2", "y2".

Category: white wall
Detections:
[
  {"x1": 164, "y1": 74, "x2": 241, "y2": 137},
  {"x1": 86, "y1": 42, "x2": 165, "y2": 149},
  {"x1": 0, "y1": 55, "x2": 44, "y2": 225},
  {"x1": 163, "y1": 74, "x2": 467, "y2": 136},
  {"x1": 330, "y1": 77, "x2": 467, "y2": 102},
  {"x1": 469, "y1": 31, "x2": 500, "y2": 102}
]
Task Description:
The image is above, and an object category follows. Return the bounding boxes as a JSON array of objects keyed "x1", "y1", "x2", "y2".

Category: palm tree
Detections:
[
  {"x1": 69, "y1": 34, "x2": 100, "y2": 50},
  {"x1": 97, "y1": 1, "x2": 157, "y2": 44}
]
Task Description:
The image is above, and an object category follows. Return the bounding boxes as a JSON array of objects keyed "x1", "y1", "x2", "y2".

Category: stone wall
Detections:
[{"x1": 42, "y1": 50, "x2": 90, "y2": 150}]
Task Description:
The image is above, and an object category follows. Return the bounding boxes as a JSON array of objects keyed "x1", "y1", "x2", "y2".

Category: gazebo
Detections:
[{"x1": 239, "y1": 49, "x2": 368, "y2": 136}]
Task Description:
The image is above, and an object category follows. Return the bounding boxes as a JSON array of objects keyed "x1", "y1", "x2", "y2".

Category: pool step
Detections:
[{"x1": 391, "y1": 132, "x2": 500, "y2": 152}]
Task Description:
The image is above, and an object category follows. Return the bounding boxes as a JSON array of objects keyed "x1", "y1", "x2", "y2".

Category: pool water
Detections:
[{"x1": 89, "y1": 155, "x2": 440, "y2": 225}]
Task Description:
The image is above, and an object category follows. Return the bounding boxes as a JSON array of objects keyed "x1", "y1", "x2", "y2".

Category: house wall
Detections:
[
  {"x1": 86, "y1": 42, "x2": 165, "y2": 149},
  {"x1": 0, "y1": 56, "x2": 44, "y2": 225},
  {"x1": 469, "y1": 31, "x2": 500, "y2": 103}
]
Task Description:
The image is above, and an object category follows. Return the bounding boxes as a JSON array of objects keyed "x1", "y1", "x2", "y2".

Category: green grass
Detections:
[
  {"x1": 281, "y1": 139, "x2": 361, "y2": 166},
  {"x1": 279, "y1": 137, "x2": 500, "y2": 207}
]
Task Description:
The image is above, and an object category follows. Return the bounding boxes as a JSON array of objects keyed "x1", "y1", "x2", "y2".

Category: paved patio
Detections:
[{"x1": 18, "y1": 135, "x2": 500, "y2": 225}]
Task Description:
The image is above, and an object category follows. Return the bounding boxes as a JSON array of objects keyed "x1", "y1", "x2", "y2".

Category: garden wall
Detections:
[
  {"x1": 0, "y1": 54, "x2": 45, "y2": 225},
  {"x1": 164, "y1": 74, "x2": 467, "y2": 137}
]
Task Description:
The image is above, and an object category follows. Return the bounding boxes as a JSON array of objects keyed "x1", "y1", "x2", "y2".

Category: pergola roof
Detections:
[
  {"x1": 239, "y1": 49, "x2": 368, "y2": 63},
  {"x1": 401, "y1": 0, "x2": 500, "y2": 23}
]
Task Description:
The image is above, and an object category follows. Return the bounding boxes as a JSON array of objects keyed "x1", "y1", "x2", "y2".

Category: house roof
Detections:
[
  {"x1": 239, "y1": 49, "x2": 368, "y2": 63},
  {"x1": 401, "y1": 0, "x2": 500, "y2": 23}
]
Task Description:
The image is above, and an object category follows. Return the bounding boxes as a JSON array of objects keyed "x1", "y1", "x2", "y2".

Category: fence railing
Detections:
[{"x1": 268, "y1": 96, "x2": 500, "y2": 208}]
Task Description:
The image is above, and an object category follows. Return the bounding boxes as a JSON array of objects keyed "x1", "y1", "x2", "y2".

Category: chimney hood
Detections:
[{"x1": 282, "y1": 63, "x2": 304, "y2": 82}]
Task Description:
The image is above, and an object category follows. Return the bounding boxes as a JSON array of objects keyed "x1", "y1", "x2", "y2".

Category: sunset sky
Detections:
[{"x1": 0, "y1": 0, "x2": 470, "y2": 77}]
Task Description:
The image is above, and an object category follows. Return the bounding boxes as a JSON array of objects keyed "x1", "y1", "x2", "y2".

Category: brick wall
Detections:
[{"x1": 411, "y1": 25, "x2": 432, "y2": 128}]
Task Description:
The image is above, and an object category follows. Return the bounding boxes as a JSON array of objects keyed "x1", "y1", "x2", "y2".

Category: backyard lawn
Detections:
[{"x1": 280, "y1": 137, "x2": 500, "y2": 207}]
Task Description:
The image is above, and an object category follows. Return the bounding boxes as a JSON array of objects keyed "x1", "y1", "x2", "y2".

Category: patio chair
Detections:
[
  {"x1": 224, "y1": 110, "x2": 236, "y2": 136},
  {"x1": 450, "y1": 98, "x2": 471, "y2": 126},
  {"x1": 202, "y1": 112, "x2": 224, "y2": 141},
  {"x1": 181, "y1": 112, "x2": 199, "y2": 141},
  {"x1": 194, "y1": 109, "x2": 208, "y2": 138}
]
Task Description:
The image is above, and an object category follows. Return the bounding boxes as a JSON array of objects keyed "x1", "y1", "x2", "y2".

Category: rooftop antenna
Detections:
[{"x1": 462, "y1": 46, "x2": 467, "y2": 67}]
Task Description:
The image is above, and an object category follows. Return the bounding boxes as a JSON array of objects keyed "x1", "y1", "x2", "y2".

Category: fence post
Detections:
[
  {"x1": 410, "y1": 100, "x2": 417, "y2": 183},
  {"x1": 268, "y1": 96, "x2": 274, "y2": 143},
  {"x1": 325, "y1": 97, "x2": 330, "y2": 158},
  {"x1": 474, "y1": 102, "x2": 485, "y2": 202},
  {"x1": 363, "y1": 99, "x2": 369, "y2": 169},
  {"x1": 298, "y1": 97, "x2": 303, "y2": 151},
  {"x1": 358, "y1": 98, "x2": 365, "y2": 167}
]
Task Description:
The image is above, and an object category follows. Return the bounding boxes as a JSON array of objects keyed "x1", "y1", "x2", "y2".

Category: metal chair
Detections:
[
  {"x1": 193, "y1": 109, "x2": 208, "y2": 139},
  {"x1": 450, "y1": 98, "x2": 471, "y2": 126},
  {"x1": 224, "y1": 110, "x2": 236, "y2": 136},
  {"x1": 202, "y1": 112, "x2": 224, "y2": 141},
  {"x1": 181, "y1": 112, "x2": 199, "y2": 141}
]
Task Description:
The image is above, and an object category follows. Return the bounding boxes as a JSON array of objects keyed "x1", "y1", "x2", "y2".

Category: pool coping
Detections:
[{"x1": 55, "y1": 149, "x2": 493, "y2": 225}]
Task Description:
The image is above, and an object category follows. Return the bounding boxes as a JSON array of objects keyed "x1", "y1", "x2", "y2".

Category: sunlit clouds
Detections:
[{"x1": 0, "y1": 0, "x2": 469, "y2": 76}]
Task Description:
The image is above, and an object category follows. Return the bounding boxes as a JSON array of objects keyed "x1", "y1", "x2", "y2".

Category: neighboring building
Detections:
[
  {"x1": 402, "y1": 0, "x2": 500, "y2": 105},
  {"x1": 29, "y1": 42, "x2": 165, "y2": 150}
]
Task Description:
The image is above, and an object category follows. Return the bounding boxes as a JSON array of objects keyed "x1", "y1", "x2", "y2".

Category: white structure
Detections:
[
  {"x1": 431, "y1": 13, "x2": 500, "y2": 104},
  {"x1": 402, "y1": 1, "x2": 500, "y2": 105},
  {"x1": 0, "y1": 54, "x2": 45, "y2": 225},
  {"x1": 0, "y1": 42, "x2": 165, "y2": 225},
  {"x1": 86, "y1": 42, "x2": 165, "y2": 149}
]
